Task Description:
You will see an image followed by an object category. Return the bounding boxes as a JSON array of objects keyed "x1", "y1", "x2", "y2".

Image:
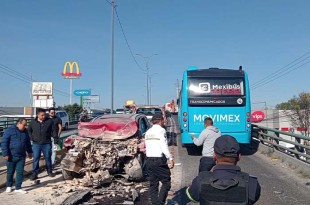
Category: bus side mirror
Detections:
[{"x1": 177, "y1": 99, "x2": 180, "y2": 105}]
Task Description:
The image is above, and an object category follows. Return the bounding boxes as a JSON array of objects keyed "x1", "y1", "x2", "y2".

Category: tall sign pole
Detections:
[
  {"x1": 62, "y1": 62, "x2": 82, "y2": 104},
  {"x1": 70, "y1": 79, "x2": 73, "y2": 104},
  {"x1": 111, "y1": 0, "x2": 115, "y2": 114}
]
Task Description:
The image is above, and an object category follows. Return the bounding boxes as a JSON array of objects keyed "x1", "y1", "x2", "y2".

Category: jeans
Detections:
[
  {"x1": 32, "y1": 143, "x2": 52, "y2": 175},
  {"x1": 199, "y1": 156, "x2": 216, "y2": 172},
  {"x1": 6, "y1": 156, "x2": 26, "y2": 189},
  {"x1": 146, "y1": 157, "x2": 171, "y2": 205}
]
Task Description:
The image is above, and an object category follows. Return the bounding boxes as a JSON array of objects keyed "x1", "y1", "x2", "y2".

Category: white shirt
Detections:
[{"x1": 145, "y1": 124, "x2": 173, "y2": 159}]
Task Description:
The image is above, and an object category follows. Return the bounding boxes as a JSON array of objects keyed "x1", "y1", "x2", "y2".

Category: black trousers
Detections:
[
  {"x1": 166, "y1": 132, "x2": 177, "y2": 146},
  {"x1": 146, "y1": 157, "x2": 171, "y2": 205},
  {"x1": 199, "y1": 156, "x2": 216, "y2": 173}
]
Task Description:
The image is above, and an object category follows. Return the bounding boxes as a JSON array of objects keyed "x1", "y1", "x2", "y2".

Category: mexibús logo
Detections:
[
  {"x1": 199, "y1": 82, "x2": 211, "y2": 93},
  {"x1": 194, "y1": 114, "x2": 240, "y2": 123},
  {"x1": 212, "y1": 84, "x2": 241, "y2": 89}
]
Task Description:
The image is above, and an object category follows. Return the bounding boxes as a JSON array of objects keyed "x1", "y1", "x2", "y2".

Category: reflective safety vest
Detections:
[{"x1": 199, "y1": 171, "x2": 249, "y2": 205}]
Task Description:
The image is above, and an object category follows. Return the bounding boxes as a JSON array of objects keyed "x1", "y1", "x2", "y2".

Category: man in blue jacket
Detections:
[{"x1": 1, "y1": 118, "x2": 33, "y2": 194}]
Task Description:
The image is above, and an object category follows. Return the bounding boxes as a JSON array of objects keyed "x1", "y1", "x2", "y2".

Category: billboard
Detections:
[
  {"x1": 62, "y1": 61, "x2": 82, "y2": 79},
  {"x1": 33, "y1": 98, "x2": 54, "y2": 108},
  {"x1": 32, "y1": 82, "x2": 53, "y2": 96},
  {"x1": 83, "y1": 95, "x2": 100, "y2": 103}
]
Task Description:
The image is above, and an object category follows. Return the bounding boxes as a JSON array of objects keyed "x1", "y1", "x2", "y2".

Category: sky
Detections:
[{"x1": 0, "y1": 0, "x2": 310, "y2": 110}]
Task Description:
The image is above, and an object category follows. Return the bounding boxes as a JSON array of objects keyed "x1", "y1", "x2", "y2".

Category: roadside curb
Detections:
[{"x1": 257, "y1": 142, "x2": 310, "y2": 177}]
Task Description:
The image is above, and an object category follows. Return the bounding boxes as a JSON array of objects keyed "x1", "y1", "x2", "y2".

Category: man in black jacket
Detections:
[
  {"x1": 48, "y1": 107, "x2": 62, "y2": 166},
  {"x1": 28, "y1": 108, "x2": 58, "y2": 180}
]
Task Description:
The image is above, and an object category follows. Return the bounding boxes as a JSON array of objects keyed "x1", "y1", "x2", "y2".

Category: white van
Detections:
[{"x1": 55, "y1": 110, "x2": 69, "y2": 130}]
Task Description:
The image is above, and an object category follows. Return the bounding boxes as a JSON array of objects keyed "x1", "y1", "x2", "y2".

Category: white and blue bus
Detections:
[{"x1": 178, "y1": 66, "x2": 251, "y2": 144}]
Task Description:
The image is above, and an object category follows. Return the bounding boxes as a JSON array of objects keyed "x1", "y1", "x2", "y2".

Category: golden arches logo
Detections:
[{"x1": 61, "y1": 61, "x2": 82, "y2": 78}]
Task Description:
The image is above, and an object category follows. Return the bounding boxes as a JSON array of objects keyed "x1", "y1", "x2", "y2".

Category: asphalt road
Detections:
[{"x1": 171, "y1": 115, "x2": 310, "y2": 205}]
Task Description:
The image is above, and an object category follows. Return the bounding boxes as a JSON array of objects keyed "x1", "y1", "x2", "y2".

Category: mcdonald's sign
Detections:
[{"x1": 61, "y1": 61, "x2": 82, "y2": 79}]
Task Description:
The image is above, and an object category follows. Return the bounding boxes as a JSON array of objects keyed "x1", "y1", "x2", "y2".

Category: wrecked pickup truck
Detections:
[{"x1": 60, "y1": 114, "x2": 151, "y2": 187}]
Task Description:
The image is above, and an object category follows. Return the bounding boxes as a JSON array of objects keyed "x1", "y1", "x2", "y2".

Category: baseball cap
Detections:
[
  {"x1": 151, "y1": 113, "x2": 163, "y2": 121},
  {"x1": 214, "y1": 135, "x2": 240, "y2": 157}
]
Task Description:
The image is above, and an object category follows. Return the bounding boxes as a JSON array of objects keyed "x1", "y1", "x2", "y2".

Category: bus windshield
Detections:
[{"x1": 188, "y1": 77, "x2": 245, "y2": 97}]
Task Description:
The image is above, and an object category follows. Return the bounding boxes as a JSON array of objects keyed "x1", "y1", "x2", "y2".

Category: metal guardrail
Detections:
[
  {"x1": 252, "y1": 124, "x2": 310, "y2": 162},
  {"x1": 0, "y1": 117, "x2": 79, "y2": 155}
]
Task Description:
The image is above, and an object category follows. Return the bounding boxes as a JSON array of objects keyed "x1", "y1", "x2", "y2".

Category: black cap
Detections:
[
  {"x1": 151, "y1": 113, "x2": 163, "y2": 121},
  {"x1": 214, "y1": 135, "x2": 240, "y2": 157}
]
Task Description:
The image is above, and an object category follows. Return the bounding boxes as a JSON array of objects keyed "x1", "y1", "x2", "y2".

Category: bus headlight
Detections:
[
  {"x1": 247, "y1": 124, "x2": 251, "y2": 127},
  {"x1": 183, "y1": 124, "x2": 187, "y2": 127}
]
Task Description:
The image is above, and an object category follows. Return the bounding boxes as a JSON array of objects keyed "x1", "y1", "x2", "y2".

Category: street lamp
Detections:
[
  {"x1": 149, "y1": 73, "x2": 158, "y2": 105},
  {"x1": 136, "y1": 53, "x2": 158, "y2": 105}
]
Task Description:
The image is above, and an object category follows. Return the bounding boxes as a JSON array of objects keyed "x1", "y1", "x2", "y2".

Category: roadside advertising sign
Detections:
[
  {"x1": 83, "y1": 95, "x2": 100, "y2": 103},
  {"x1": 32, "y1": 82, "x2": 53, "y2": 96},
  {"x1": 74, "y1": 89, "x2": 91, "y2": 96},
  {"x1": 61, "y1": 62, "x2": 82, "y2": 79},
  {"x1": 251, "y1": 110, "x2": 265, "y2": 123}
]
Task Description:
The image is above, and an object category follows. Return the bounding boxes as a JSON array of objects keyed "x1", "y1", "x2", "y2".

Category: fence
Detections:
[
  {"x1": 0, "y1": 116, "x2": 79, "y2": 155},
  {"x1": 252, "y1": 124, "x2": 310, "y2": 162}
]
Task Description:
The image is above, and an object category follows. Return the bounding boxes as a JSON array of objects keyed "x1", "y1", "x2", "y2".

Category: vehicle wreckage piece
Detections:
[{"x1": 61, "y1": 119, "x2": 144, "y2": 187}]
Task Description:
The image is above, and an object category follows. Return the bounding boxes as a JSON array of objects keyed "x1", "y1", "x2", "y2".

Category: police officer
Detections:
[
  {"x1": 186, "y1": 135, "x2": 261, "y2": 205},
  {"x1": 145, "y1": 113, "x2": 174, "y2": 205}
]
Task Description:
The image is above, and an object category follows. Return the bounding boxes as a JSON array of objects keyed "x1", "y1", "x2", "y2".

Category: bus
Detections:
[{"x1": 178, "y1": 66, "x2": 251, "y2": 144}]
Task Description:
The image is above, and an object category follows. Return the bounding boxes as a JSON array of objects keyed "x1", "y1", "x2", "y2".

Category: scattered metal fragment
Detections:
[
  {"x1": 114, "y1": 179, "x2": 134, "y2": 186},
  {"x1": 62, "y1": 190, "x2": 91, "y2": 205},
  {"x1": 116, "y1": 201, "x2": 134, "y2": 205},
  {"x1": 131, "y1": 189, "x2": 139, "y2": 202}
]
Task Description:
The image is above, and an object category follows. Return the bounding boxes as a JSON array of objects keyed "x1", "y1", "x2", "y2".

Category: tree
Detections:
[
  {"x1": 276, "y1": 92, "x2": 310, "y2": 157},
  {"x1": 276, "y1": 92, "x2": 310, "y2": 136},
  {"x1": 57, "y1": 103, "x2": 83, "y2": 121}
]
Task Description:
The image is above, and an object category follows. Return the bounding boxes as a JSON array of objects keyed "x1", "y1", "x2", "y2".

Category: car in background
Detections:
[
  {"x1": 55, "y1": 110, "x2": 69, "y2": 130},
  {"x1": 88, "y1": 109, "x2": 106, "y2": 120},
  {"x1": 136, "y1": 106, "x2": 164, "y2": 121},
  {"x1": 61, "y1": 113, "x2": 151, "y2": 183},
  {"x1": 115, "y1": 108, "x2": 125, "y2": 114}
]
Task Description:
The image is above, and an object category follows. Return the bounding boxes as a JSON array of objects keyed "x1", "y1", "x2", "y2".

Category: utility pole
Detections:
[
  {"x1": 136, "y1": 54, "x2": 158, "y2": 105},
  {"x1": 110, "y1": 0, "x2": 115, "y2": 114},
  {"x1": 176, "y1": 79, "x2": 180, "y2": 99},
  {"x1": 149, "y1": 73, "x2": 158, "y2": 105}
]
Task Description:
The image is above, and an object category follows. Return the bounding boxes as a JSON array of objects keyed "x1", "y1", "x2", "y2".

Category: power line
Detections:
[
  {"x1": 250, "y1": 50, "x2": 310, "y2": 89},
  {"x1": 114, "y1": 6, "x2": 145, "y2": 71},
  {"x1": 104, "y1": 0, "x2": 112, "y2": 5},
  {"x1": 0, "y1": 63, "x2": 33, "y2": 81},
  {"x1": 0, "y1": 64, "x2": 78, "y2": 98},
  {"x1": 251, "y1": 59, "x2": 310, "y2": 90}
]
